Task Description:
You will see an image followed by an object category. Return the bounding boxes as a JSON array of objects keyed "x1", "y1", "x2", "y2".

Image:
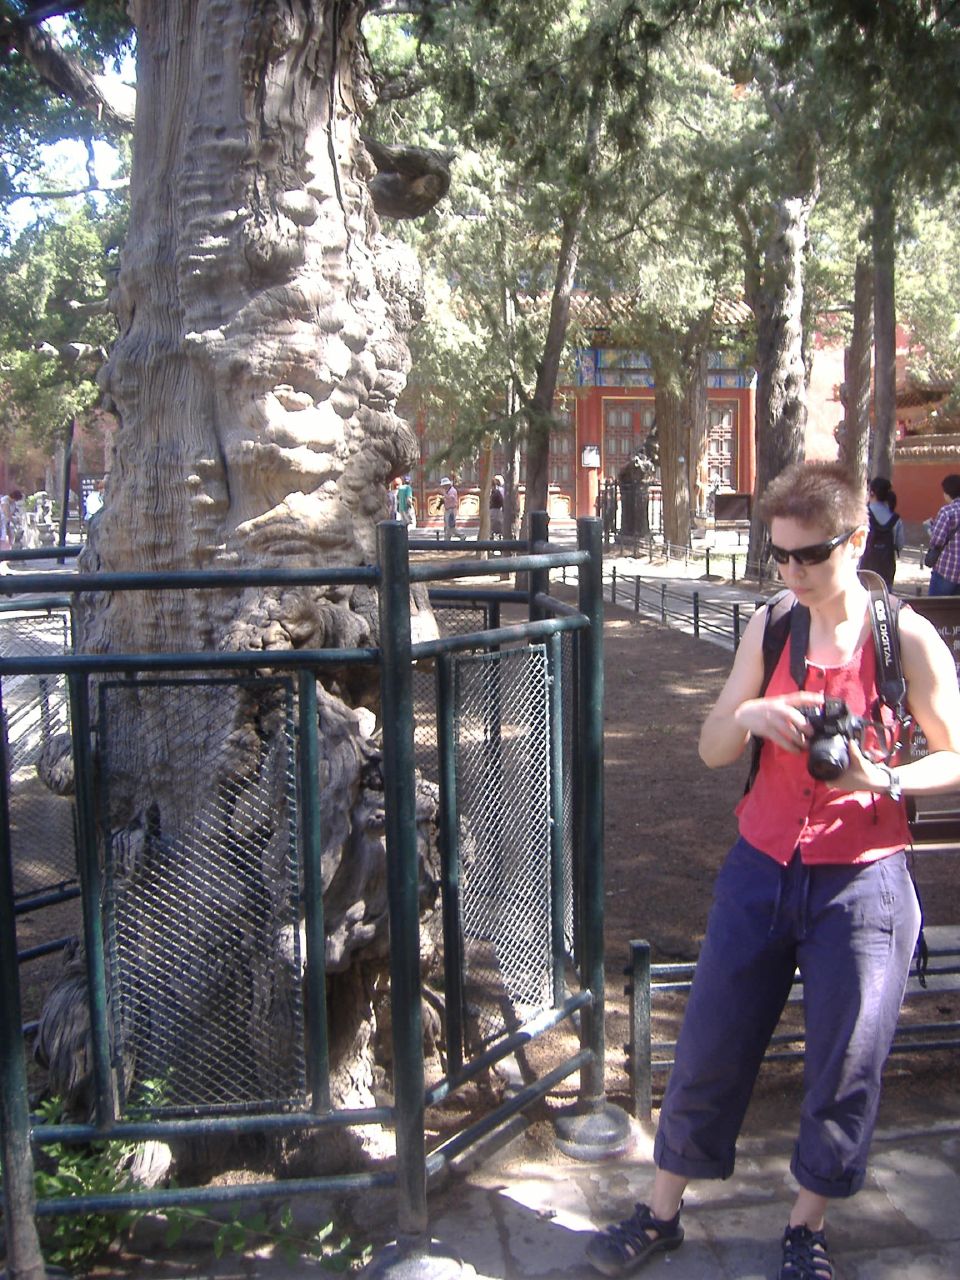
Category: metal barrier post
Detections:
[
  {"x1": 733, "y1": 604, "x2": 742, "y2": 650},
  {"x1": 69, "y1": 672, "x2": 116, "y2": 1128},
  {"x1": 554, "y1": 517, "x2": 631, "y2": 1160},
  {"x1": 436, "y1": 652, "x2": 464, "y2": 1077},
  {"x1": 547, "y1": 633, "x2": 567, "y2": 1008},
  {"x1": 0, "y1": 702, "x2": 48, "y2": 1280},
  {"x1": 371, "y1": 522, "x2": 465, "y2": 1280},
  {"x1": 692, "y1": 592, "x2": 700, "y2": 639},
  {"x1": 705, "y1": 547, "x2": 711, "y2": 577},
  {"x1": 626, "y1": 940, "x2": 652, "y2": 1121},
  {"x1": 528, "y1": 511, "x2": 550, "y2": 621},
  {"x1": 377, "y1": 522, "x2": 427, "y2": 1239},
  {"x1": 298, "y1": 672, "x2": 331, "y2": 1113}
]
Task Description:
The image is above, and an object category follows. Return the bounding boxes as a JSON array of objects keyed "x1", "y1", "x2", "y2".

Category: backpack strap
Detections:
[{"x1": 743, "y1": 590, "x2": 805, "y2": 793}]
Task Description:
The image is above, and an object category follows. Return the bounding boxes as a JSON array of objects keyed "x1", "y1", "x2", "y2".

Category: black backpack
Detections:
[{"x1": 860, "y1": 508, "x2": 900, "y2": 580}]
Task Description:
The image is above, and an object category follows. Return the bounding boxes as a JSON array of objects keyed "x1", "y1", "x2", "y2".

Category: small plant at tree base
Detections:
[{"x1": 14, "y1": 1097, "x2": 371, "y2": 1274}]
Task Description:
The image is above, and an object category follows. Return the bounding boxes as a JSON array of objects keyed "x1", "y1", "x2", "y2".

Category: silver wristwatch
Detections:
[{"x1": 877, "y1": 764, "x2": 903, "y2": 803}]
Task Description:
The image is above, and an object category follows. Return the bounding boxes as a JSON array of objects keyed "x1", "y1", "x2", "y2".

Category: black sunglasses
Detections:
[{"x1": 768, "y1": 529, "x2": 854, "y2": 566}]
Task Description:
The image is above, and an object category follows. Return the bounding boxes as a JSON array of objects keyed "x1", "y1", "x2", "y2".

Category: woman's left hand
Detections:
[{"x1": 833, "y1": 738, "x2": 890, "y2": 794}]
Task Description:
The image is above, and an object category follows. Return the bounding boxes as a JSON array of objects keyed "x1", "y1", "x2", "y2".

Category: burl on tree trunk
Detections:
[{"x1": 37, "y1": 1, "x2": 445, "y2": 1173}]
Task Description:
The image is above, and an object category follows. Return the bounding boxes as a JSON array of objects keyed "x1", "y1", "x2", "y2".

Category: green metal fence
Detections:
[{"x1": 0, "y1": 517, "x2": 616, "y2": 1278}]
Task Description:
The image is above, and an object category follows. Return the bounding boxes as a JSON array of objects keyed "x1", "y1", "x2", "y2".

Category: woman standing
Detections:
[
  {"x1": 587, "y1": 462, "x2": 960, "y2": 1280},
  {"x1": 858, "y1": 475, "x2": 903, "y2": 588}
]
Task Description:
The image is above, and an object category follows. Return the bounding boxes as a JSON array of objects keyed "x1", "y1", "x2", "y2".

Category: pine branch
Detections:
[
  {"x1": 8, "y1": 178, "x2": 128, "y2": 201},
  {"x1": 3, "y1": 13, "x2": 134, "y2": 133}
]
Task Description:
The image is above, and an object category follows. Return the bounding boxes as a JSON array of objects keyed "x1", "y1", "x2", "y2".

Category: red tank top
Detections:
[{"x1": 735, "y1": 634, "x2": 910, "y2": 866}]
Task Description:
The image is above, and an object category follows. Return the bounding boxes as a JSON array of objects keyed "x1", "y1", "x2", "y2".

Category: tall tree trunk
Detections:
[
  {"x1": 47, "y1": 1, "x2": 437, "y2": 1155},
  {"x1": 686, "y1": 345, "x2": 709, "y2": 506},
  {"x1": 872, "y1": 180, "x2": 897, "y2": 479},
  {"x1": 837, "y1": 250, "x2": 873, "y2": 488},
  {"x1": 654, "y1": 385, "x2": 689, "y2": 546},
  {"x1": 650, "y1": 314, "x2": 711, "y2": 548},
  {"x1": 524, "y1": 84, "x2": 602, "y2": 527},
  {"x1": 742, "y1": 189, "x2": 818, "y2": 567}
]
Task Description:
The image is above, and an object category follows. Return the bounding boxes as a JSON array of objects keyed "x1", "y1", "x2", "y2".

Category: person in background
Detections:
[
  {"x1": 440, "y1": 476, "x2": 460, "y2": 539},
  {"x1": 926, "y1": 473, "x2": 960, "y2": 597},
  {"x1": 0, "y1": 492, "x2": 14, "y2": 549},
  {"x1": 85, "y1": 481, "x2": 104, "y2": 520},
  {"x1": 489, "y1": 474, "x2": 505, "y2": 539},
  {"x1": 387, "y1": 478, "x2": 398, "y2": 521},
  {"x1": 858, "y1": 475, "x2": 904, "y2": 589},
  {"x1": 396, "y1": 474, "x2": 415, "y2": 528},
  {"x1": 586, "y1": 461, "x2": 960, "y2": 1280}
]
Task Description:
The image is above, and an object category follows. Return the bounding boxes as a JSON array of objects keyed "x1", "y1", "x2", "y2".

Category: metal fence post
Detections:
[
  {"x1": 692, "y1": 592, "x2": 700, "y2": 639},
  {"x1": 69, "y1": 672, "x2": 115, "y2": 1129},
  {"x1": 554, "y1": 517, "x2": 631, "y2": 1160},
  {"x1": 626, "y1": 940, "x2": 652, "y2": 1121},
  {"x1": 298, "y1": 671, "x2": 331, "y2": 1114},
  {"x1": 528, "y1": 511, "x2": 550, "y2": 621},
  {"x1": 376, "y1": 522, "x2": 429, "y2": 1245},
  {"x1": 0, "y1": 699, "x2": 48, "y2": 1280}
]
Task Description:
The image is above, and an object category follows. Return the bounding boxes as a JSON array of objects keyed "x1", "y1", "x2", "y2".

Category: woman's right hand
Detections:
[{"x1": 734, "y1": 692, "x2": 824, "y2": 754}]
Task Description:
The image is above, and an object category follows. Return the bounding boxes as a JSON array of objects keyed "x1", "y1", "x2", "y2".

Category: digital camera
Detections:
[{"x1": 799, "y1": 698, "x2": 867, "y2": 781}]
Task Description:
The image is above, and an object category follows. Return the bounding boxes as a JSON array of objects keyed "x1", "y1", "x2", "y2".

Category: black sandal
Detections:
[
  {"x1": 778, "y1": 1224, "x2": 834, "y2": 1280},
  {"x1": 585, "y1": 1202, "x2": 684, "y2": 1276}
]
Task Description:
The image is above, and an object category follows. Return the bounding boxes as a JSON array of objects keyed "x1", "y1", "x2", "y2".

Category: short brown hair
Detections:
[{"x1": 757, "y1": 462, "x2": 864, "y2": 535}]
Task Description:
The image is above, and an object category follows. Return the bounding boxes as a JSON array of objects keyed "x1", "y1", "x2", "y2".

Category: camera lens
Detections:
[{"x1": 807, "y1": 734, "x2": 850, "y2": 781}]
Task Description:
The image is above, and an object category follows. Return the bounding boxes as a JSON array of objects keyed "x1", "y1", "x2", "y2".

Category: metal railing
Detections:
[
  {"x1": 0, "y1": 517, "x2": 611, "y2": 1277},
  {"x1": 623, "y1": 937, "x2": 960, "y2": 1121}
]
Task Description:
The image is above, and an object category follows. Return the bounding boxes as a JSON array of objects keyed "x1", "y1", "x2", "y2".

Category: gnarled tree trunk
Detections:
[{"x1": 42, "y1": 1, "x2": 439, "y2": 1166}]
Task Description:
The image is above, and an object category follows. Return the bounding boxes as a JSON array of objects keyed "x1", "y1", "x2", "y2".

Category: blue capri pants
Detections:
[{"x1": 654, "y1": 837, "x2": 921, "y2": 1198}]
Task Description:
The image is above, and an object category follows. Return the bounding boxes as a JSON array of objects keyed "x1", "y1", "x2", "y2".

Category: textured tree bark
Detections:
[
  {"x1": 837, "y1": 251, "x2": 873, "y2": 488},
  {"x1": 44, "y1": 0, "x2": 438, "y2": 1164},
  {"x1": 744, "y1": 188, "x2": 818, "y2": 567},
  {"x1": 872, "y1": 182, "x2": 897, "y2": 479},
  {"x1": 650, "y1": 315, "x2": 710, "y2": 548}
]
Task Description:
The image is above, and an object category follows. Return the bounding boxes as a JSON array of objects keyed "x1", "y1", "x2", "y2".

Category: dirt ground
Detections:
[{"x1": 593, "y1": 587, "x2": 960, "y2": 1122}]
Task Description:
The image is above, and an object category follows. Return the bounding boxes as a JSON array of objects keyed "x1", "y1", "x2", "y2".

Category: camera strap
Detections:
[
  {"x1": 857, "y1": 569, "x2": 908, "y2": 723},
  {"x1": 782, "y1": 571, "x2": 907, "y2": 721}
]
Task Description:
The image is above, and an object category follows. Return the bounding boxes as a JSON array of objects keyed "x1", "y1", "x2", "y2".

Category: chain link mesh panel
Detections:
[
  {"x1": 412, "y1": 604, "x2": 489, "y2": 786},
  {"x1": 456, "y1": 644, "x2": 552, "y2": 1047},
  {"x1": 1, "y1": 609, "x2": 76, "y2": 904},
  {"x1": 101, "y1": 676, "x2": 305, "y2": 1114}
]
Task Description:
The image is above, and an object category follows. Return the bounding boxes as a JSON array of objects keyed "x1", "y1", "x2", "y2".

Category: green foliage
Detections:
[
  {"x1": 0, "y1": 4, "x2": 134, "y2": 217},
  {"x1": 897, "y1": 193, "x2": 960, "y2": 388},
  {"x1": 0, "y1": 200, "x2": 122, "y2": 451},
  {"x1": 18, "y1": 1096, "x2": 371, "y2": 1275}
]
